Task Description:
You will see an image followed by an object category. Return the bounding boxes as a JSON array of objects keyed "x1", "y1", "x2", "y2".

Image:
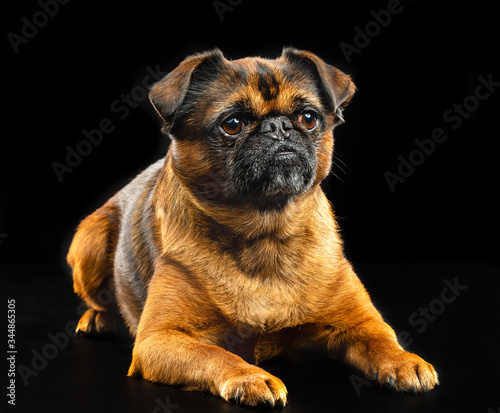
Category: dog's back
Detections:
[
  {"x1": 113, "y1": 159, "x2": 165, "y2": 333},
  {"x1": 68, "y1": 159, "x2": 164, "y2": 336}
]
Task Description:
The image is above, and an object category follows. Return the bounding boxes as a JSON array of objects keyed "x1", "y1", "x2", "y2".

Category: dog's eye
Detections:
[
  {"x1": 298, "y1": 111, "x2": 317, "y2": 130},
  {"x1": 221, "y1": 117, "x2": 245, "y2": 135}
]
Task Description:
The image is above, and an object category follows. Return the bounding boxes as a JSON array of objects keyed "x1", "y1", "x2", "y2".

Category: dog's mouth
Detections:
[
  {"x1": 227, "y1": 138, "x2": 317, "y2": 207},
  {"x1": 269, "y1": 143, "x2": 302, "y2": 161},
  {"x1": 273, "y1": 150, "x2": 297, "y2": 160}
]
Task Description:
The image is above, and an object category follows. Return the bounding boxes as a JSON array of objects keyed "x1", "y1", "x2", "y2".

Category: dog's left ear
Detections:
[{"x1": 281, "y1": 48, "x2": 356, "y2": 124}]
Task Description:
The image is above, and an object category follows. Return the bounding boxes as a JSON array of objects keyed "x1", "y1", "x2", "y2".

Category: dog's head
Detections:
[{"x1": 150, "y1": 48, "x2": 355, "y2": 210}]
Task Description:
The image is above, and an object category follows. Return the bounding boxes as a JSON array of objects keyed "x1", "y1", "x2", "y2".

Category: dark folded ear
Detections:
[
  {"x1": 149, "y1": 49, "x2": 225, "y2": 133},
  {"x1": 281, "y1": 47, "x2": 356, "y2": 124}
]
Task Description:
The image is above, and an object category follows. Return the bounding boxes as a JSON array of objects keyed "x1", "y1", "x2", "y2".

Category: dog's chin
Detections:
[
  {"x1": 228, "y1": 146, "x2": 317, "y2": 210},
  {"x1": 259, "y1": 155, "x2": 315, "y2": 195}
]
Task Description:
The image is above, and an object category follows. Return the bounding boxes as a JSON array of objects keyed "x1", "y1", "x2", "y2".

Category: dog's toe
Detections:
[{"x1": 76, "y1": 309, "x2": 116, "y2": 337}]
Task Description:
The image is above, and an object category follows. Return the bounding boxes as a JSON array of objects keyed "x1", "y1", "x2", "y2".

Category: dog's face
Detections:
[{"x1": 150, "y1": 48, "x2": 355, "y2": 209}]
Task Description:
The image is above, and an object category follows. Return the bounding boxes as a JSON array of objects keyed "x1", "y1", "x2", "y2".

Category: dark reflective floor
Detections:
[{"x1": 7, "y1": 261, "x2": 499, "y2": 413}]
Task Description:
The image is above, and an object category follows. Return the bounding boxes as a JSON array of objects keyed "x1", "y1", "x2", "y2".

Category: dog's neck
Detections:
[
  {"x1": 153, "y1": 155, "x2": 335, "y2": 243},
  {"x1": 152, "y1": 155, "x2": 343, "y2": 284}
]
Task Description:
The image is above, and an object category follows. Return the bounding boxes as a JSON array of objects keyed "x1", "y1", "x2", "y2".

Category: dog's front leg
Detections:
[
  {"x1": 319, "y1": 264, "x2": 439, "y2": 392},
  {"x1": 330, "y1": 317, "x2": 439, "y2": 392},
  {"x1": 127, "y1": 263, "x2": 287, "y2": 408}
]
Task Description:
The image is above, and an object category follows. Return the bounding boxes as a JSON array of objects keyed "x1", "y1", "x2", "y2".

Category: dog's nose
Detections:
[{"x1": 260, "y1": 116, "x2": 293, "y2": 140}]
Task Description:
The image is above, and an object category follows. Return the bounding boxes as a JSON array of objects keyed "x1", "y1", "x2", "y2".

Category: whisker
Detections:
[
  {"x1": 330, "y1": 154, "x2": 350, "y2": 183},
  {"x1": 332, "y1": 154, "x2": 350, "y2": 174},
  {"x1": 329, "y1": 170, "x2": 347, "y2": 184}
]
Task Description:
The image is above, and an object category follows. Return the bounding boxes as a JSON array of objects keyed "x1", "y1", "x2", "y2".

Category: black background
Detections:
[
  {"x1": 0, "y1": 1, "x2": 500, "y2": 262},
  {"x1": 2, "y1": 1, "x2": 499, "y2": 412},
  {"x1": 1, "y1": 0, "x2": 499, "y2": 264}
]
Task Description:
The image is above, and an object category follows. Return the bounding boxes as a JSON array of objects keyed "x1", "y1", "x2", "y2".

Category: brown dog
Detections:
[{"x1": 67, "y1": 48, "x2": 438, "y2": 408}]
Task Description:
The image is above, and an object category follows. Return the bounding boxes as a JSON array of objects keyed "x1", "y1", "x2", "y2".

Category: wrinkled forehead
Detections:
[{"x1": 205, "y1": 57, "x2": 324, "y2": 119}]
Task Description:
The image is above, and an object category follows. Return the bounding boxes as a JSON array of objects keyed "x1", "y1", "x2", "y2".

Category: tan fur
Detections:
[{"x1": 67, "y1": 49, "x2": 438, "y2": 408}]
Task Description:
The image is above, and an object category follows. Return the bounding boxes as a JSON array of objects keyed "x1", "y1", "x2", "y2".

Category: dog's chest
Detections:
[
  {"x1": 183, "y1": 214, "x2": 340, "y2": 330},
  {"x1": 202, "y1": 243, "x2": 330, "y2": 330},
  {"x1": 215, "y1": 276, "x2": 308, "y2": 330}
]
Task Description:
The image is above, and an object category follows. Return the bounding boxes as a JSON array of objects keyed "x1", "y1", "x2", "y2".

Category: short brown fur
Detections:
[{"x1": 68, "y1": 49, "x2": 438, "y2": 408}]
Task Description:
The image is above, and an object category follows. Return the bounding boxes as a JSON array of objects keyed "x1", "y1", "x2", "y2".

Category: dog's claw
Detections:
[
  {"x1": 275, "y1": 399, "x2": 285, "y2": 410},
  {"x1": 234, "y1": 391, "x2": 243, "y2": 406},
  {"x1": 265, "y1": 399, "x2": 274, "y2": 410},
  {"x1": 388, "y1": 377, "x2": 395, "y2": 388}
]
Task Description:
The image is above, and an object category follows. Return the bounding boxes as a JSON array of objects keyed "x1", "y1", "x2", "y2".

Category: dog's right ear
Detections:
[{"x1": 149, "y1": 49, "x2": 225, "y2": 133}]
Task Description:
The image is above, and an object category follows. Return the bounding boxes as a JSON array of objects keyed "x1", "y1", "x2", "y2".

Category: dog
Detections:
[{"x1": 67, "y1": 48, "x2": 439, "y2": 408}]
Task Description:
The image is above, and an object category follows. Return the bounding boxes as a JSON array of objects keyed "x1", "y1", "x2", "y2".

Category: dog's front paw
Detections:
[
  {"x1": 219, "y1": 367, "x2": 287, "y2": 409},
  {"x1": 373, "y1": 350, "x2": 439, "y2": 393}
]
